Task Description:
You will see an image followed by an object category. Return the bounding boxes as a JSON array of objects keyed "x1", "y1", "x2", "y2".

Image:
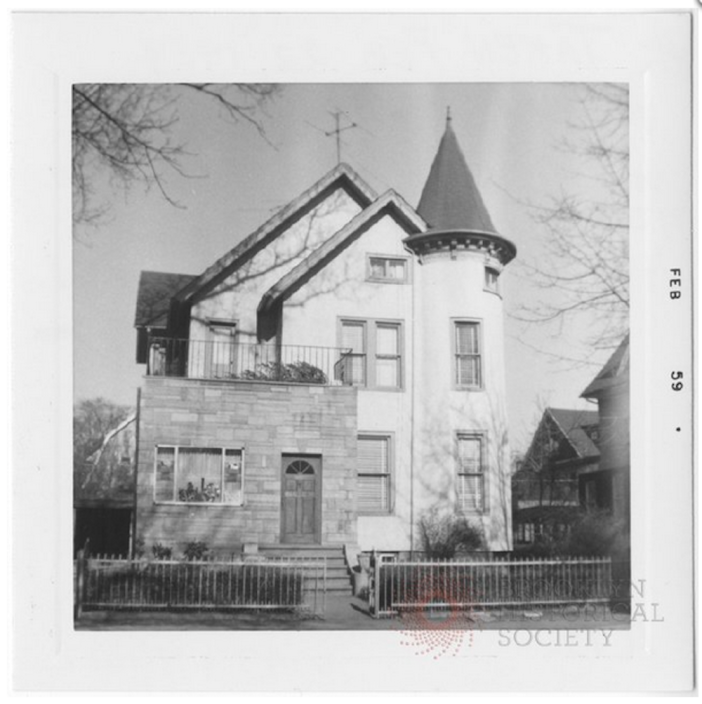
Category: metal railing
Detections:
[
  {"x1": 369, "y1": 553, "x2": 613, "y2": 618},
  {"x1": 147, "y1": 337, "x2": 352, "y2": 386},
  {"x1": 75, "y1": 552, "x2": 327, "y2": 618}
]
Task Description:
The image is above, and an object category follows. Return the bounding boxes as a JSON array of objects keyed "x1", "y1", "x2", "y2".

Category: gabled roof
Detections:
[
  {"x1": 417, "y1": 117, "x2": 498, "y2": 234},
  {"x1": 257, "y1": 190, "x2": 426, "y2": 316},
  {"x1": 134, "y1": 271, "x2": 197, "y2": 327},
  {"x1": 174, "y1": 163, "x2": 378, "y2": 305},
  {"x1": 548, "y1": 408, "x2": 600, "y2": 459},
  {"x1": 581, "y1": 334, "x2": 630, "y2": 398}
]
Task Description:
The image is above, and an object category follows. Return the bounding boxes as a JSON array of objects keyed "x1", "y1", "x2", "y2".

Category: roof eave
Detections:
[
  {"x1": 175, "y1": 163, "x2": 378, "y2": 305},
  {"x1": 257, "y1": 190, "x2": 425, "y2": 317}
]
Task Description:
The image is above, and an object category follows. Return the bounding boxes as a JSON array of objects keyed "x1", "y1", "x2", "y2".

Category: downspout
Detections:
[
  {"x1": 131, "y1": 387, "x2": 141, "y2": 559},
  {"x1": 409, "y1": 255, "x2": 417, "y2": 557}
]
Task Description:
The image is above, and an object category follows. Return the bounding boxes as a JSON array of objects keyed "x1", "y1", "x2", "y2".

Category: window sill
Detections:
[
  {"x1": 366, "y1": 277, "x2": 408, "y2": 285},
  {"x1": 483, "y1": 287, "x2": 502, "y2": 298},
  {"x1": 360, "y1": 386, "x2": 405, "y2": 393},
  {"x1": 153, "y1": 501, "x2": 244, "y2": 508}
]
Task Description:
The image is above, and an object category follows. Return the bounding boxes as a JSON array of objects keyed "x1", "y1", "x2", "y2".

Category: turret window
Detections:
[
  {"x1": 457, "y1": 433, "x2": 485, "y2": 513},
  {"x1": 454, "y1": 320, "x2": 482, "y2": 388},
  {"x1": 484, "y1": 267, "x2": 500, "y2": 294}
]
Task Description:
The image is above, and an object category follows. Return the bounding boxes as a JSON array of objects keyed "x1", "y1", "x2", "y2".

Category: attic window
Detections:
[{"x1": 367, "y1": 256, "x2": 408, "y2": 283}]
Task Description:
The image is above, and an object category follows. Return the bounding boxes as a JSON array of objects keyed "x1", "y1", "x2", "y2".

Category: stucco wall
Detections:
[
  {"x1": 189, "y1": 187, "x2": 363, "y2": 350},
  {"x1": 413, "y1": 249, "x2": 512, "y2": 551},
  {"x1": 283, "y1": 213, "x2": 416, "y2": 550},
  {"x1": 136, "y1": 376, "x2": 358, "y2": 555}
]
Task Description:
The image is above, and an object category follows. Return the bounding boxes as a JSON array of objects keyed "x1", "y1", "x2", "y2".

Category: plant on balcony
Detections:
[
  {"x1": 240, "y1": 361, "x2": 327, "y2": 384},
  {"x1": 178, "y1": 481, "x2": 221, "y2": 503}
]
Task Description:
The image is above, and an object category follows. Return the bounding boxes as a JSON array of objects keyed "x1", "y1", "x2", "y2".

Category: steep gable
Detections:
[
  {"x1": 523, "y1": 407, "x2": 599, "y2": 472},
  {"x1": 257, "y1": 189, "x2": 425, "y2": 317},
  {"x1": 581, "y1": 334, "x2": 630, "y2": 399},
  {"x1": 175, "y1": 163, "x2": 377, "y2": 306}
]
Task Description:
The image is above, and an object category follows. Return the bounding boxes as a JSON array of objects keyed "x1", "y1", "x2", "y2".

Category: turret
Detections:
[{"x1": 409, "y1": 113, "x2": 514, "y2": 551}]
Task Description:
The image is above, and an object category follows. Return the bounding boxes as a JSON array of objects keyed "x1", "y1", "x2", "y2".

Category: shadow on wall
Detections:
[{"x1": 414, "y1": 392, "x2": 512, "y2": 552}]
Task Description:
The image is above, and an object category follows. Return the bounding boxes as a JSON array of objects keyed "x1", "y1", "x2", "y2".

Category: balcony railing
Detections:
[{"x1": 147, "y1": 337, "x2": 353, "y2": 386}]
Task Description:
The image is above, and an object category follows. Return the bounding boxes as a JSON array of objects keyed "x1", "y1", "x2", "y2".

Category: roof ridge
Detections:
[{"x1": 175, "y1": 163, "x2": 378, "y2": 304}]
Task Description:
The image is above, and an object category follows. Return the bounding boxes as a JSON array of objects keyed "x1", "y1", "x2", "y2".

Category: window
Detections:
[
  {"x1": 367, "y1": 255, "x2": 408, "y2": 283},
  {"x1": 457, "y1": 434, "x2": 484, "y2": 512},
  {"x1": 454, "y1": 321, "x2": 482, "y2": 388},
  {"x1": 154, "y1": 446, "x2": 244, "y2": 505},
  {"x1": 338, "y1": 319, "x2": 403, "y2": 389},
  {"x1": 375, "y1": 324, "x2": 401, "y2": 388},
  {"x1": 484, "y1": 267, "x2": 500, "y2": 293},
  {"x1": 357, "y1": 434, "x2": 392, "y2": 513},
  {"x1": 340, "y1": 320, "x2": 367, "y2": 386}
]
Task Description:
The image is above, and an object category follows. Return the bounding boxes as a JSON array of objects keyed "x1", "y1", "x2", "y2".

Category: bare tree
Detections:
[
  {"x1": 72, "y1": 83, "x2": 279, "y2": 226},
  {"x1": 73, "y1": 397, "x2": 131, "y2": 467},
  {"x1": 515, "y1": 83, "x2": 629, "y2": 359}
]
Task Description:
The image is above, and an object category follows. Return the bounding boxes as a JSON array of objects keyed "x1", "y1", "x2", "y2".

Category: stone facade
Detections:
[{"x1": 136, "y1": 376, "x2": 358, "y2": 554}]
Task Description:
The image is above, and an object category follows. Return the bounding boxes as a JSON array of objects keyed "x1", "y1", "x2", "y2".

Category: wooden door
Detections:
[{"x1": 281, "y1": 456, "x2": 320, "y2": 544}]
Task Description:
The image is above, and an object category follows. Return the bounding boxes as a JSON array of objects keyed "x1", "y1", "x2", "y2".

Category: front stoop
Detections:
[{"x1": 258, "y1": 544, "x2": 353, "y2": 595}]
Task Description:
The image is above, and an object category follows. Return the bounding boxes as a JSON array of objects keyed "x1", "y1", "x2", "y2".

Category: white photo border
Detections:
[{"x1": 11, "y1": 11, "x2": 694, "y2": 693}]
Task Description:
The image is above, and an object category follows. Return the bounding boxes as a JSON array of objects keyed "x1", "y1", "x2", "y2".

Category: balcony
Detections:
[{"x1": 146, "y1": 337, "x2": 354, "y2": 386}]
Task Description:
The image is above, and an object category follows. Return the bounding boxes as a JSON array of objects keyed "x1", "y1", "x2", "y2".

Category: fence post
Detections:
[
  {"x1": 74, "y1": 548, "x2": 85, "y2": 620},
  {"x1": 369, "y1": 550, "x2": 378, "y2": 618}
]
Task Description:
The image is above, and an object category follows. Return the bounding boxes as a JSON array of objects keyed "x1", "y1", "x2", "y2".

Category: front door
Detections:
[{"x1": 281, "y1": 455, "x2": 320, "y2": 544}]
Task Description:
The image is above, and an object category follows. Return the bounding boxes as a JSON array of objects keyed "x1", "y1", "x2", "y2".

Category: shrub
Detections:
[
  {"x1": 564, "y1": 510, "x2": 628, "y2": 557},
  {"x1": 419, "y1": 509, "x2": 485, "y2": 559},
  {"x1": 152, "y1": 543, "x2": 172, "y2": 560},
  {"x1": 133, "y1": 537, "x2": 146, "y2": 559},
  {"x1": 182, "y1": 541, "x2": 209, "y2": 561}
]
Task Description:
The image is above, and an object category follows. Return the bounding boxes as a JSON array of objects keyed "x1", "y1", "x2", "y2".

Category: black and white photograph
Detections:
[
  {"x1": 11, "y1": 10, "x2": 694, "y2": 693},
  {"x1": 72, "y1": 81, "x2": 631, "y2": 632}
]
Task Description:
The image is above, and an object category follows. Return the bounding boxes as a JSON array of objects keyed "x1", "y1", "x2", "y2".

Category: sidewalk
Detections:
[{"x1": 76, "y1": 595, "x2": 631, "y2": 631}]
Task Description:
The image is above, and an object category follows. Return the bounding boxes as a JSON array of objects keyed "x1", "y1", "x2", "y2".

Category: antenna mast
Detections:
[{"x1": 325, "y1": 110, "x2": 357, "y2": 164}]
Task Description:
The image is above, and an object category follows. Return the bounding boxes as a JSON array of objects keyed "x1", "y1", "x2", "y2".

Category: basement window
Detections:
[{"x1": 154, "y1": 446, "x2": 244, "y2": 505}]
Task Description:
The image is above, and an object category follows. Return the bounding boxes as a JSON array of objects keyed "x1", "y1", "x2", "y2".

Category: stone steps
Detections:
[{"x1": 258, "y1": 545, "x2": 352, "y2": 594}]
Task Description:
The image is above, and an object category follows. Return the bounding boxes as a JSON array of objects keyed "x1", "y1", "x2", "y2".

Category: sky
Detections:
[{"x1": 73, "y1": 83, "x2": 628, "y2": 453}]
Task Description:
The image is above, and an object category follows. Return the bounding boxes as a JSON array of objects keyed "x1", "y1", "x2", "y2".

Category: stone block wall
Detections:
[{"x1": 136, "y1": 377, "x2": 358, "y2": 555}]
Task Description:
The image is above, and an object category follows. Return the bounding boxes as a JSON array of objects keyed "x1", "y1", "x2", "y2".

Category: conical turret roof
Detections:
[{"x1": 417, "y1": 116, "x2": 497, "y2": 234}]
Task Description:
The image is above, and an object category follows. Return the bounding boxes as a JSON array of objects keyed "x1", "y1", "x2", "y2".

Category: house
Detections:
[
  {"x1": 580, "y1": 334, "x2": 630, "y2": 529},
  {"x1": 132, "y1": 115, "x2": 517, "y2": 561},
  {"x1": 512, "y1": 407, "x2": 599, "y2": 547}
]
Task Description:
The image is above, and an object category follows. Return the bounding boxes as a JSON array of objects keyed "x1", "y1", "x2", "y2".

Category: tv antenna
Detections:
[{"x1": 307, "y1": 110, "x2": 358, "y2": 165}]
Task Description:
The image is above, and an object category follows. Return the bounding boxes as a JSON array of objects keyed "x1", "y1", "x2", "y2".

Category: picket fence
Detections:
[
  {"x1": 74, "y1": 551, "x2": 327, "y2": 618},
  {"x1": 369, "y1": 553, "x2": 613, "y2": 618}
]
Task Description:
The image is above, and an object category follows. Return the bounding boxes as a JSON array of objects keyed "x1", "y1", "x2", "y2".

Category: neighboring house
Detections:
[
  {"x1": 512, "y1": 407, "x2": 599, "y2": 546},
  {"x1": 133, "y1": 116, "x2": 516, "y2": 558},
  {"x1": 74, "y1": 412, "x2": 137, "y2": 556},
  {"x1": 580, "y1": 334, "x2": 630, "y2": 529}
]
